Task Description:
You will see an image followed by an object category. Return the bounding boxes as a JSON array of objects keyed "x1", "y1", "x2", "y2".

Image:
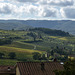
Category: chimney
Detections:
[
  {"x1": 41, "y1": 62, "x2": 45, "y2": 70},
  {"x1": 60, "y1": 62, "x2": 64, "y2": 65},
  {"x1": 7, "y1": 67, "x2": 11, "y2": 71}
]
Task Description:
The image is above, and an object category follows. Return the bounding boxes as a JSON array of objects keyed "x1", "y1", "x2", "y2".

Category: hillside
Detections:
[
  {"x1": 0, "y1": 28, "x2": 75, "y2": 65},
  {"x1": 0, "y1": 46, "x2": 43, "y2": 65},
  {"x1": 0, "y1": 20, "x2": 75, "y2": 35},
  {"x1": 24, "y1": 20, "x2": 75, "y2": 35},
  {"x1": 0, "y1": 20, "x2": 33, "y2": 30}
]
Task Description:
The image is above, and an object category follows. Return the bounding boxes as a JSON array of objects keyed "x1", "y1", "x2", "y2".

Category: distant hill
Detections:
[
  {"x1": 0, "y1": 20, "x2": 33, "y2": 30},
  {"x1": 0, "y1": 20, "x2": 75, "y2": 35},
  {"x1": 23, "y1": 20, "x2": 75, "y2": 35}
]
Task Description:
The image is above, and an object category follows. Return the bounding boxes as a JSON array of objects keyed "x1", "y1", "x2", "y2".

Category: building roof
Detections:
[
  {"x1": 0, "y1": 65, "x2": 15, "y2": 74},
  {"x1": 17, "y1": 62, "x2": 64, "y2": 75}
]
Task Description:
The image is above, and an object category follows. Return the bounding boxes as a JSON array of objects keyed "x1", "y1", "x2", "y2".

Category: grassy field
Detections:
[
  {"x1": 5, "y1": 41, "x2": 50, "y2": 51},
  {"x1": 0, "y1": 46, "x2": 44, "y2": 65},
  {"x1": 0, "y1": 29, "x2": 75, "y2": 65},
  {"x1": 0, "y1": 59, "x2": 18, "y2": 65}
]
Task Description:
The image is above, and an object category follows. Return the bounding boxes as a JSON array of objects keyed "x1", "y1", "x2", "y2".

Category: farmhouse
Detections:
[{"x1": 0, "y1": 62, "x2": 64, "y2": 75}]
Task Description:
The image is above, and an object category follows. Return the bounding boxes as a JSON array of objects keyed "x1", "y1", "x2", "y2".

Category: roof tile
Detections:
[{"x1": 17, "y1": 62, "x2": 64, "y2": 75}]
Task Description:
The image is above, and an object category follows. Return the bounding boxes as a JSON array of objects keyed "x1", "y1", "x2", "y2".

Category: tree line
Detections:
[{"x1": 29, "y1": 28, "x2": 70, "y2": 36}]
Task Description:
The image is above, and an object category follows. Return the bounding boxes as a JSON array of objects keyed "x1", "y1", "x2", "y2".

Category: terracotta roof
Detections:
[
  {"x1": 0, "y1": 65, "x2": 15, "y2": 74},
  {"x1": 17, "y1": 62, "x2": 64, "y2": 75}
]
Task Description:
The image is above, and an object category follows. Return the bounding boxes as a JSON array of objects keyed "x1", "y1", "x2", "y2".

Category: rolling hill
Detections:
[
  {"x1": 0, "y1": 20, "x2": 33, "y2": 30},
  {"x1": 0, "y1": 20, "x2": 75, "y2": 35},
  {"x1": 0, "y1": 28, "x2": 75, "y2": 65}
]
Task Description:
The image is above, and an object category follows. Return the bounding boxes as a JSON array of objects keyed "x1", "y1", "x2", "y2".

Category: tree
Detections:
[
  {"x1": 54, "y1": 59, "x2": 75, "y2": 75},
  {"x1": 41, "y1": 54, "x2": 47, "y2": 60},
  {"x1": 51, "y1": 50, "x2": 54, "y2": 56},
  {"x1": 32, "y1": 52, "x2": 41, "y2": 60},
  {"x1": 8, "y1": 52, "x2": 16, "y2": 59},
  {"x1": 27, "y1": 32, "x2": 37, "y2": 41}
]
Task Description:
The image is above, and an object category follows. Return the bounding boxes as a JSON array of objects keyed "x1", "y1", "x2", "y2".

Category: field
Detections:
[{"x1": 0, "y1": 29, "x2": 75, "y2": 65}]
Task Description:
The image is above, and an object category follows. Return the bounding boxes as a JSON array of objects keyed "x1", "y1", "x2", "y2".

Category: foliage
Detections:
[
  {"x1": 54, "y1": 59, "x2": 75, "y2": 75},
  {"x1": 0, "y1": 59, "x2": 18, "y2": 65},
  {"x1": 30, "y1": 28, "x2": 70, "y2": 36},
  {"x1": 32, "y1": 52, "x2": 41, "y2": 60},
  {"x1": 27, "y1": 32, "x2": 37, "y2": 41},
  {"x1": 0, "y1": 39, "x2": 12, "y2": 45},
  {"x1": 0, "y1": 52, "x2": 5, "y2": 59},
  {"x1": 8, "y1": 52, "x2": 16, "y2": 59},
  {"x1": 0, "y1": 28, "x2": 75, "y2": 65}
]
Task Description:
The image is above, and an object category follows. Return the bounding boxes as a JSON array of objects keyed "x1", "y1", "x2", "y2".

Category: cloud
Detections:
[
  {"x1": 38, "y1": 0, "x2": 74, "y2": 7},
  {"x1": 19, "y1": 4, "x2": 58, "y2": 17},
  {"x1": 0, "y1": 0, "x2": 4, "y2": 1},
  {"x1": 0, "y1": 3, "x2": 17, "y2": 14},
  {"x1": 38, "y1": 6, "x2": 58, "y2": 17},
  {"x1": 16, "y1": 0, "x2": 37, "y2": 3},
  {"x1": 1, "y1": 3, "x2": 59, "y2": 18},
  {"x1": 60, "y1": 7, "x2": 75, "y2": 18},
  {"x1": 15, "y1": 0, "x2": 74, "y2": 7},
  {"x1": 18, "y1": 4, "x2": 38, "y2": 16},
  {"x1": 0, "y1": 0, "x2": 75, "y2": 19}
]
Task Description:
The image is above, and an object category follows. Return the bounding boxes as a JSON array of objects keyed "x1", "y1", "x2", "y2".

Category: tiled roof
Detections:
[
  {"x1": 17, "y1": 62, "x2": 64, "y2": 75},
  {"x1": 0, "y1": 65, "x2": 15, "y2": 74}
]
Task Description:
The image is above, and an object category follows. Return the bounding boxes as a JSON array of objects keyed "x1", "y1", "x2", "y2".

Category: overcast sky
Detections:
[{"x1": 0, "y1": 0, "x2": 75, "y2": 20}]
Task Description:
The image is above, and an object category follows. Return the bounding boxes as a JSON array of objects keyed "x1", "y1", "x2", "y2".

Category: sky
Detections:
[{"x1": 0, "y1": 0, "x2": 75, "y2": 20}]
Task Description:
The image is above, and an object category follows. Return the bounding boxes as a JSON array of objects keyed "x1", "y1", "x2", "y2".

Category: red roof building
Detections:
[{"x1": 16, "y1": 62, "x2": 64, "y2": 75}]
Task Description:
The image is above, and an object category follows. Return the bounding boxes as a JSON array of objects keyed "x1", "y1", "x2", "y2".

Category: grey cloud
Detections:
[
  {"x1": 62, "y1": 7, "x2": 75, "y2": 18},
  {"x1": 39, "y1": 0, "x2": 74, "y2": 7},
  {"x1": 50, "y1": 0, "x2": 74, "y2": 6},
  {"x1": 38, "y1": 7, "x2": 58, "y2": 17},
  {"x1": 43, "y1": 9, "x2": 57, "y2": 17},
  {"x1": 0, "y1": 5, "x2": 12, "y2": 14}
]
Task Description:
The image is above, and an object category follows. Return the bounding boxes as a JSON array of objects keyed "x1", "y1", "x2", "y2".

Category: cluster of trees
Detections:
[
  {"x1": 32, "y1": 50, "x2": 69, "y2": 61},
  {"x1": 29, "y1": 28, "x2": 70, "y2": 36},
  {"x1": 32, "y1": 52, "x2": 47, "y2": 60},
  {"x1": 0, "y1": 52, "x2": 16, "y2": 59},
  {"x1": 0, "y1": 39, "x2": 12, "y2": 45},
  {"x1": 27, "y1": 32, "x2": 43, "y2": 41},
  {"x1": 54, "y1": 59, "x2": 75, "y2": 75}
]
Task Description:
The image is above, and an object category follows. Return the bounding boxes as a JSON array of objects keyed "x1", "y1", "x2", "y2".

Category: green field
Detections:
[
  {"x1": 0, "y1": 59, "x2": 18, "y2": 65},
  {"x1": 0, "y1": 29, "x2": 75, "y2": 65}
]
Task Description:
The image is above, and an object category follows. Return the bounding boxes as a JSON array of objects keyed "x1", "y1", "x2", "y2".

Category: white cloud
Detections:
[
  {"x1": 0, "y1": 0, "x2": 75, "y2": 19},
  {"x1": 0, "y1": 0, "x2": 4, "y2": 1},
  {"x1": 19, "y1": 4, "x2": 58, "y2": 17},
  {"x1": 38, "y1": 6, "x2": 58, "y2": 17},
  {"x1": 60, "y1": 7, "x2": 75, "y2": 18},
  {"x1": 17, "y1": 4, "x2": 38, "y2": 16},
  {"x1": 0, "y1": 2, "x2": 59, "y2": 19}
]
